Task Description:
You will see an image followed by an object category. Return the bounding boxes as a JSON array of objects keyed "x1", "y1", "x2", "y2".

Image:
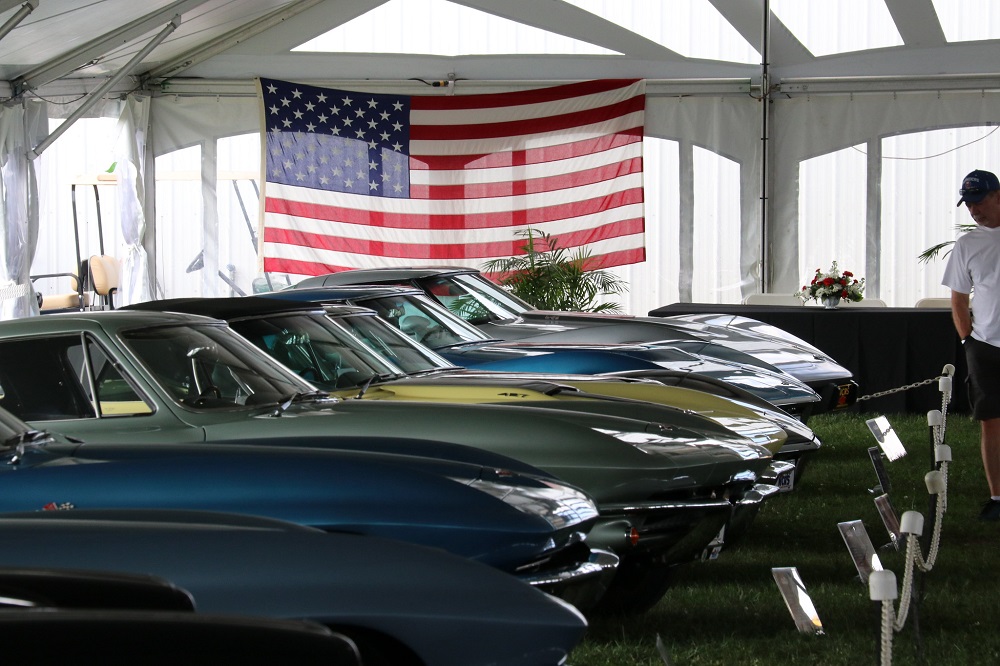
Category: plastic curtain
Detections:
[
  {"x1": 0, "y1": 102, "x2": 44, "y2": 319},
  {"x1": 114, "y1": 95, "x2": 152, "y2": 306}
]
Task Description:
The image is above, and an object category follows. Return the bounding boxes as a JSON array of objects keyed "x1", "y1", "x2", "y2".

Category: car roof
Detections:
[
  {"x1": 275, "y1": 285, "x2": 424, "y2": 303},
  {"x1": 307, "y1": 267, "x2": 476, "y2": 284},
  {"x1": 0, "y1": 309, "x2": 223, "y2": 337},
  {"x1": 124, "y1": 297, "x2": 370, "y2": 320}
]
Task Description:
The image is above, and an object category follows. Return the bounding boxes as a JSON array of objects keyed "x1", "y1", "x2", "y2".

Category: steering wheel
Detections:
[{"x1": 188, "y1": 385, "x2": 221, "y2": 406}]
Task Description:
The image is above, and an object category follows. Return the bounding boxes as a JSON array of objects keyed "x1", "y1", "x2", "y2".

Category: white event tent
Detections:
[{"x1": 2, "y1": 0, "x2": 1000, "y2": 318}]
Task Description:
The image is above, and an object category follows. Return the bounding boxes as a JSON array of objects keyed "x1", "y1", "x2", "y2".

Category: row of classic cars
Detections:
[
  {"x1": 0, "y1": 265, "x2": 858, "y2": 663},
  {"x1": 293, "y1": 267, "x2": 859, "y2": 418}
]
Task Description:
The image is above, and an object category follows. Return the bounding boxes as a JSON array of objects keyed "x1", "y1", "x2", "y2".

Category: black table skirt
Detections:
[{"x1": 648, "y1": 303, "x2": 968, "y2": 416}]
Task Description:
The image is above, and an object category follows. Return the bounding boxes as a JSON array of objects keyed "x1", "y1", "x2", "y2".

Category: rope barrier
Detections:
[{"x1": 867, "y1": 364, "x2": 954, "y2": 666}]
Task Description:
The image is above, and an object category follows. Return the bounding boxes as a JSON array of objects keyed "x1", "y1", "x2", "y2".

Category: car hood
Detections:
[
  {"x1": 4, "y1": 440, "x2": 598, "y2": 571},
  {"x1": 486, "y1": 312, "x2": 853, "y2": 385},
  {"x1": 330, "y1": 372, "x2": 802, "y2": 454},
  {"x1": 199, "y1": 399, "x2": 775, "y2": 504},
  {"x1": 0, "y1": 511, "x2": 587, "y2": 666},
  {"x1": 437, "y1": 340, "x2": 820, "y2": 408}
]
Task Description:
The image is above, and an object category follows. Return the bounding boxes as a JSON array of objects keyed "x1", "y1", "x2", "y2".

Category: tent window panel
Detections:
[
  {"x1": 606, "y1": 137, "x2": 680, "y2": 315},
  {"x1": 33, "y1": 117, "x2": 121, "y2": 299},
  {"x1": 217, "y1": 134, "x2": 262, "y2": 298},
  {"x1": 155, "y1": 145, "x2": 203, "y2": 298},
  {"x1": 881, "y1": 125, "x2": 1000, "y2": 306},
  {"x1": 797, "y1": 146, "x2": 867, "y2": 290},
  {"x1": 692, "y1": 146, "x2": 741, "y2": 304}
]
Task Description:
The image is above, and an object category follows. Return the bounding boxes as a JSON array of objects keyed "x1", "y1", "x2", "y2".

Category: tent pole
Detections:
[
  {"x1": 26, "y1": 15, "x2": 181, "y2": 161},
  {"x1": 759, "y1": 0, "x2": 772, "y2": 293},
  {"x1": 0, "y1": 1, "x2": 37, "y2": 43}
]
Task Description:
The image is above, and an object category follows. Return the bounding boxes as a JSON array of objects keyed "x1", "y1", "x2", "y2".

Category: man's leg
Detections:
[{"x1": 982, "y1": 417, "x2": 1000, "y2": 496}]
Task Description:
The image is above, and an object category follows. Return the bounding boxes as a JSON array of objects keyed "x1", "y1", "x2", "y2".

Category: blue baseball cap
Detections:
[{"x1": 957, "y1": 169, "x2": 1000, "y2": 206}]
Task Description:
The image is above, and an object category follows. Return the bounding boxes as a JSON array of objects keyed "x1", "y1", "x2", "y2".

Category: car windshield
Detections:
[
  {"x1": 416, "y1": 273, "x2": 530, "y2": 324},
  {"x1": 121, "y1": 324, "x2": 309, "y2": 409},
  {"x1": 326, "y1": 312, "x2": 456, "y2": 375},
  {"x1": 358, "y1": 292, "x2": 491, "y2": 347},
  {"x1": 227, "y1": 312, "x2": 411, "y2": 390}
]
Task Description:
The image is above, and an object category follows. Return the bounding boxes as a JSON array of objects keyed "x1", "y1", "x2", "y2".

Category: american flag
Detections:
[{"x1": 258, "y1": 78, "x2": 646, "y2": 278}]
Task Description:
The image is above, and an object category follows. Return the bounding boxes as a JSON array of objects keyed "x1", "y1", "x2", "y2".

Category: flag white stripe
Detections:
[{"x1": 409, "y1": 142, "x2": 642, "y2": 186}]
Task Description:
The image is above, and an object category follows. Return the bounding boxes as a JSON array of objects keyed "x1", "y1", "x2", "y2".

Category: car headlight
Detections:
[{"x1": 450, "y1": 471, "x2": 599, "y2": 529}]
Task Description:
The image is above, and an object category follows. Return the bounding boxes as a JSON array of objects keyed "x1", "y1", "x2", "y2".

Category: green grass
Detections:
[{"x1": 570, "y1": 411, "x2": 998, "y2": 666}]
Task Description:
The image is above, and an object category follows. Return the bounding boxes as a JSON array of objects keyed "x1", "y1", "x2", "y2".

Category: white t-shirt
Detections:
[{"x1": 942, "y1": 224, "x2": 1000, "y2": 347}]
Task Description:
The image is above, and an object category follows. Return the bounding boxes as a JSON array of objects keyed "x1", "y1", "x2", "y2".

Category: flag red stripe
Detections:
[
  {"x1": 264, "y1": 245, "x2": 645, "y2": 277},
  {"x1": 266, "y1": 188, "x2": 644, "y2": 230},
  {"x1": 263, "y1": 218, "x2": 645, "y2": 261},
  {"x1": 410, "y1": 157, "x2": 642, "y2": 199},
  {"x1": 409, "y1": 79, "x2": 641, "y2": 111},
  {"x1": 410, "y1": 129, "x2": 642, "y2": 170},
  {"x1": 410, "y1": 95, "x2": 645, "y2": 141}
]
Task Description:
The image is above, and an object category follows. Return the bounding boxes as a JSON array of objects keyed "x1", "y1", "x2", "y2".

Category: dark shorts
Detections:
[{"x1": 965, "y1": 337, "x2": 1000, "y2": 421}]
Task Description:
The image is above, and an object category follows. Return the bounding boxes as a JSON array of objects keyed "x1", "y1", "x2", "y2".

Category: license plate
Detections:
[
  {"x1": 776, "y1": 467, "x2": 795, "y2": 493},
  {"x1": 834, "y1": 382, "x2": 858, "y2": 409}
]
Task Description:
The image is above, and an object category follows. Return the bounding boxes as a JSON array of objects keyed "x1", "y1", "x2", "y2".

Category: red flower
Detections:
[
  {"x1": 841, "y1": 289, "x2": 849, "y2": 298},
  {"x1": 822, "y1": 277, "x2": 835, "y2": 286},
  {"x1": 843, "y1": 271, "x2": 853, "y2": 277}
]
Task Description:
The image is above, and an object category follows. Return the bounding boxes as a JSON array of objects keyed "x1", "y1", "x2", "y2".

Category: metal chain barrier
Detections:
[
  {"x1": 857, "y1": 368, "x2": 954, "y2": 403},
  {"x1": 868, "y1": 365, "x2": 954, "y2": 666}
]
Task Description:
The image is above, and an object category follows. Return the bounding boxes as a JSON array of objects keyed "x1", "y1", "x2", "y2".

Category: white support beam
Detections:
[
  {"x1": 28, "y1": 15, "x2": 181, "y2": 160},
  {"x1": 12, "y1": 0, "x2": 208, "y2": 95},
  {"x1": 143, "y1": 0, "x2": 329, "y2": 82},
  {"x1": 883, "y1": 0, "x2": 946, "y2": 48}
]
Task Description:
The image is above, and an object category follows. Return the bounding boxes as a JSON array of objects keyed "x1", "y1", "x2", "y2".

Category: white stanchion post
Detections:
[
  {"x1": 899, "y1": 511, "x2": 924, "y2": 536},
  {"x1": 870, "y1": 570, "x2": 898, "y2": 666}
]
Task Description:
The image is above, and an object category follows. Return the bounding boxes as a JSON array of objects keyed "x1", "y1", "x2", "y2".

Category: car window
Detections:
[
  {"x1": 71, "y1": 339, "x2": 153, "y2": 416},
  {"x1": 0, "y1": 334, "x2": 98, "y2": 421},
  {"x1": 329, "y1": 313, "x2": 444, "y2": 373},
  {"x1": 229, "y1": 314, "x2": 398, "y2": 390},
  {"x1": 418, "y1": 276, "x2": 515, "y2": 325},
  {"x1": 121, "y1": 324, "x2": 305, "y2": 408}
]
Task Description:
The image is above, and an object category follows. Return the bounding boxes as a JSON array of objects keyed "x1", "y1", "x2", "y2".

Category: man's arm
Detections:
[{"x1": 951, "y1": 290, "x2": 973, "y2": 340}]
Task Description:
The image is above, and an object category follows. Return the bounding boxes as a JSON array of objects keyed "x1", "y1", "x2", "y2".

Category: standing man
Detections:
[{"x1": 943, "y1": 169, "x2": 1000, "y2": 521}]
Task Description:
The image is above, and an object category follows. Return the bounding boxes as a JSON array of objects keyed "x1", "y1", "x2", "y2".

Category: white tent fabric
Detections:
[{"x1": 6, "y1": 0, "x2": 1000, "y2": 315}]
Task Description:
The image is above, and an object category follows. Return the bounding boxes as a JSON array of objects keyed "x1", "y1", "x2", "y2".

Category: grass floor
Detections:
[{"x1": 570, "y1": 410, "x2": 998, "y2": 666}]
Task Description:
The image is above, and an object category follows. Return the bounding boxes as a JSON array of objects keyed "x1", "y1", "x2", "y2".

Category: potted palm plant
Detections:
[{"x1": 481, "y1": 228, "x2": 628, "y2": 312}]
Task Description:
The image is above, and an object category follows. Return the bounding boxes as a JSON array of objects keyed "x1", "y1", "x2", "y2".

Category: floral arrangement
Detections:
[{"x1": 796, "y1": 261, "x2": 865, "y2": 303}]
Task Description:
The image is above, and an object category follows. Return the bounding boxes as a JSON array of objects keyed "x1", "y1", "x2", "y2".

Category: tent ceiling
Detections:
[{"x1": 1, "y1": 0, "x2": 999, "y2": 99}]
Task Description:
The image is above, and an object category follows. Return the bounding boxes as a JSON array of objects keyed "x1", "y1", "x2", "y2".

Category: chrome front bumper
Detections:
[{"x1": 518, "y1": 545, "x2": 620, "y2": 611}]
